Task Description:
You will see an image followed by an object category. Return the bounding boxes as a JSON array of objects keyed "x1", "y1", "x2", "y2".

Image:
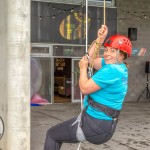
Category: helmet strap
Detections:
[{"x1": 114, "y1": 49, "x2": 120, "y2": 64}]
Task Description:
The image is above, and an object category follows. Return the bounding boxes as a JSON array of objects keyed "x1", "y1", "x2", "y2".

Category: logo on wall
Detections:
[
  {"x1": 0, "y1": 116, "x2": 4, "y2": 140},
  {"x1": 132, "y1": 48, "x2": 147, "y2": 56},
  {"x1": 59, "y1": 12, "x2": 91, "y2": 40}
]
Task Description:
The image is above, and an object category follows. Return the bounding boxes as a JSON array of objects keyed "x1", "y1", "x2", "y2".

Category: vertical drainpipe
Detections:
[{"x1": 7, "y1": 0, "x2": 30, "y2": 150}]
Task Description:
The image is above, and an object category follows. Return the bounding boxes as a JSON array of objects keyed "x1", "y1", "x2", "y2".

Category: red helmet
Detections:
[{"x1": 104, "y1": 35, "x2": 132, "y2": 57}]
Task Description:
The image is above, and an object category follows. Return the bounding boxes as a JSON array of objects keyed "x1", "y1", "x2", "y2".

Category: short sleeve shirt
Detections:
[{"x1": 84, "y1": 58, "x2": 128, "y2": 120}]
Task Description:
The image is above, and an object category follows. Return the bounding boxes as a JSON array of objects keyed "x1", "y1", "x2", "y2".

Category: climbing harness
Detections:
[
  {"x1": 72, "y1": 112, "x2": 86, "y2": 142},
  {"x1": 86, "y1": 96, "x2": 120, "y2": 119},
  {"x1": 72, "y1": 94, "x2": 120, "y2": 143}
]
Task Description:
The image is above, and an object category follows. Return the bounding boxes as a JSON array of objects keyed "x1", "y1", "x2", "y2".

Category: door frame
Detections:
[
  {"x1": 71, "y1": 58, "x2": 81, "y2": 103},
  {"x1": 31, "y1": 44, "x2": 53, "y2": 104}
]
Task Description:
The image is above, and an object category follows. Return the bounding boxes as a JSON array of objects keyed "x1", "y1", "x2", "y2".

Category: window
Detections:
[{"x1": 88, "y1": 0, "x2": 115, "y2": 7}]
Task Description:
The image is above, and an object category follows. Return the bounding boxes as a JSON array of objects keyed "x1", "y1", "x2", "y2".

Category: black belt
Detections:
[{"x1": 87, "y1": 96, "x2": 120, "y2": 119}]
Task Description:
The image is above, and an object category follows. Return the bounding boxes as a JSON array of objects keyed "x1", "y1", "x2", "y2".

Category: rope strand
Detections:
[
  {"x1": 104, "y1": 0, "x2": 106, "y2": 25},
  {"x1": 87, "y1": 40, "x2": 102, "y2": 73},
  {"x1": 77, "y1": 0, "x2": 88, "y2": 149}
]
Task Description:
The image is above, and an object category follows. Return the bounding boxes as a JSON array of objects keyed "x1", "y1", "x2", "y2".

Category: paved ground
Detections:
[{"x1": 31, "y1": 101, "x2": 150, "y2": 150}]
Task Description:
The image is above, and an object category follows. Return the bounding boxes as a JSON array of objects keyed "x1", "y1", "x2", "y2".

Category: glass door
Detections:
[
  {"x1": 53, "y1": 58, "x2": 71, "y2": 103},
  {"x1": 71, "y1": 58, "x2": 81, "y2": 102}
]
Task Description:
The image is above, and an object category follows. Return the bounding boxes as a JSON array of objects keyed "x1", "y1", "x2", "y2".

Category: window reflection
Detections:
[
  {"x1": 31, "y1": 57, "x2": 51, "y2": 104},
  {"x1": 53, "y1": 45, "x2": 86, "y2": 57}
]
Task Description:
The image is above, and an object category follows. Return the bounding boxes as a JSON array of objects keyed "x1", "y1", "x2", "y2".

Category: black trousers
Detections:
[{"x1": 44, "y1": 113, "x2": 117, "y2": 150}]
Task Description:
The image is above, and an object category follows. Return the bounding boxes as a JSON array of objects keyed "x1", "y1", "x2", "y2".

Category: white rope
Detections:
[
  {"x1": 80, "y1": 92, "x2": 83, "y2": 109},
  {"x1": 77, "y1": 142, "x2": 81, "y2": 150},
  {"x1": 86, "y1": 0, "x2": 88, "y2": 53},
  {"x1": 79, "y1": 0, "x2": 88, "y2": 113},
  {"x1": 79, "y1": 0, "x2": 89, "y2": 123},
  {"x1": 77, "y1": 0, "x2": 88, "y2": 150},
  {"x1": 80, "y1": 0, "x2": 88, "y2": 123}
]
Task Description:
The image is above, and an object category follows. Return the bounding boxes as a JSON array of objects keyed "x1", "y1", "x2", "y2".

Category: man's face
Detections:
[{"x1": 103, "y1": 47, "x2": 119, "y2": 64}]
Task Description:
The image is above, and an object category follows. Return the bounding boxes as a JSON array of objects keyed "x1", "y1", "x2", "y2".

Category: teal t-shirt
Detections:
[{"x1": 84, "y1": 58, "x2": 128, "y2": 120}]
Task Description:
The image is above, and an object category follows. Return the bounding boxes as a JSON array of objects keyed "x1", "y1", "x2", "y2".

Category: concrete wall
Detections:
[{"x1": 116, "y1": 0, "x2": 150, "y2": 102}]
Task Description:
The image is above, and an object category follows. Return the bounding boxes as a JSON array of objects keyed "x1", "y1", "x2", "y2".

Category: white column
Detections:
[
  {"x1": 0, "y1": 0, "x2": 7, "y2": 149},
  {"x1": 7, "y1": 0, "x2": 30, "y2": 150}
]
